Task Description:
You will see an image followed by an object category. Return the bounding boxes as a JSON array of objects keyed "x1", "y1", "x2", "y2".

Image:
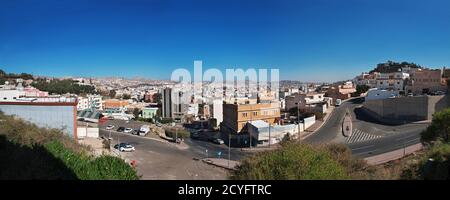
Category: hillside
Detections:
[
  {"x1": 369, "y1": 61, "x2": 422, "y2": 73},
  {"x1": 0, "y1": 112, "x2": 139, "y2": 180}
]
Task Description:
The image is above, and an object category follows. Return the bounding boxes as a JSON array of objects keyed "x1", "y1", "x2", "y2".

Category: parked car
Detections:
[
  {"x1": 435, "y1": 91, "x2": 445, "y2": 95},
  {"x1": 124, "y1": 128, "x2": 133, "y2": 133},
  {"x1": 116, "y1": 127, "x2": 125, "y2": 132},
  {"x1": 106, "y1": 125, "x2": 115, "y2": 130},
  {"x1": 335, "y1": 99, "x2": 342, "y2": 106},
  {"x1": 114, "y1": 143, "x2": 135, "y2": 152},
  {"x1": 131, "y1": 129, "x2": 139, "y2": 135},
  {"x1": 139, "y1": 125, "x2": 150, "y2": 136},
  {"x1": 213, "y1": 138, "x2": 224, "y2": 145}
]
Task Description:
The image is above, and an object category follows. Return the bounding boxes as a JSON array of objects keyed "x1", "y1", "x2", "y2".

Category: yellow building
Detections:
[
  {"x1": 221, "y1": 102, "x2": 280, "y2": 133},
  {"x1": 220, "y1": 101, "x2": 281, "y2": 147}
]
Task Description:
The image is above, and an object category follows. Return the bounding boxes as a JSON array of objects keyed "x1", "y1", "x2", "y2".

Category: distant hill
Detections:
[{"x1": 369, "y1": 61, "x2": 422, "y2": 73}]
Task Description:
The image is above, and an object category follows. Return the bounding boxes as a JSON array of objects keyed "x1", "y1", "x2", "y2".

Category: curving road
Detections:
[{"x1": 304, "y1": 97, "x2": 429, "y2": 158}]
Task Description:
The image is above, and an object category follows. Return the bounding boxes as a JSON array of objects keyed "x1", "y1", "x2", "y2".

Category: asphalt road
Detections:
[
  {"x1": 99, "y1": 125, "x2": 229, "y2": 180},
  {"x1": 304, "y1": 97, "x2": 429, "y2": 158},
  {"x1": 184, "y1": 138, "x2": 250, "y2": 161}
]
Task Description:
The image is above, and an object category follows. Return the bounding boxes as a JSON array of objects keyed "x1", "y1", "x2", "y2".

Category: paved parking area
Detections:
[{"x1": 99, "y1": 127, "x2": 229, "y2": 180}]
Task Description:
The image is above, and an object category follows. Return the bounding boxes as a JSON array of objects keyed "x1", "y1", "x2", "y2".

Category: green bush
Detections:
[
  {"x1": 420, "y1": 142, "x2": 450, "y2": 180},
  {"x1": 159, "y1": 118, "x2": 174, "y2": 124},
  {"x1": 421, "y1": 108, "x2": 450, "y2": 143},
  {"x1": 44, "y1": 141, "x2": 139, "y2": 180},
  {"x1": 231, "y1": 143, "x2": 349, "y2": 180},
  {"x1": 0, "y1": 112, "x2": 138, "y2": 180},
  {"x1": 165, "y1": 128, "x2": 190, "y2": 139}
]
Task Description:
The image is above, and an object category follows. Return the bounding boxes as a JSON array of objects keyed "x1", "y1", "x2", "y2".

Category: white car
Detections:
[
  {"x1": 124, "y1": 128, "x2": 133, "y2": 133},
  {"x1": 106, "y1": 125, "x2": 115, "y2": 130},
  {"x1": 213, "y1": 138, "x2": 224, "y2": 145},
  {"x1": 114, "y1": 143, "x2": 135, "y2": 152}
]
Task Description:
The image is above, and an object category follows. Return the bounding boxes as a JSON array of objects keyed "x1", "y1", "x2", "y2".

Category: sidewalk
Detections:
[
  {"x1": 201, "y1": 158, "x2": 240, "y2": 170},
  {"x1": 364, "y1": 143, "x2": 423, "y2": 165},
  {"x1": 240, "y1": 144, "x2": 281, "y2": 152}
]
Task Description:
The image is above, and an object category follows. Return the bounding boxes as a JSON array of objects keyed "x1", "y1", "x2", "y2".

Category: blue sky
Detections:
[{"x1": 1, "y1": 0, "x2": 450, "y2": 82}]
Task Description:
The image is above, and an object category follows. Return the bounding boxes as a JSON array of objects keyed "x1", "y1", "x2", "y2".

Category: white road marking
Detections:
[{"x1": 346, "y1": 129, "x2": 382, "y2": 144}]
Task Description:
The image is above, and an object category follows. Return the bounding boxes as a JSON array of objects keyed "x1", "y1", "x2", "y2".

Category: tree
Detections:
[
  {"x1": 122, "y1": 94, "x2": 131, "y2": 100},
  {"x1": 132, "y1": 108, "x2": 141, "y2": 119},
  {"x1": 31, "y1": 79, "x2": 96, "y2": 95},
  {"x1": 353, "y1": 85, "x2": 370, "y2": 97},
  {"x1": 421, "y1": 108, "x2": 450, "y2": 143},
  {"x1": 153, "y1": 93, "x2": 162, "y2": 104},
  {"x1": 109, "y1": 90, "x2": 116, "y2": 98}
]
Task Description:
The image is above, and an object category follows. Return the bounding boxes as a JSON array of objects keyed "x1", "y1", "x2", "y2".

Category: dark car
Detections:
[
  {"x1": 131, "y1": 129, "x2": 139, "y2": 135},
  {"x1": 116, "y1": 127, "x2": 125, "y2": 132}
]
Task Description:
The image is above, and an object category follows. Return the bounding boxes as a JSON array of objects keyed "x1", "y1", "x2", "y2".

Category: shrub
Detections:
[
  {"x1": 159, "y1": 118, "x2": 174, "y2": 124},
  {"x1": 231, "y1": 142, "x2": 349, "y2": 180},
  {"x1": 421, "y1": 108, "x2": 450, "y2": 143},
  {"x1": 0, "y1": 112, "x2": 138, "y2": 180},
  {"x1": 165, "y1": 128, "x2": 190, "y2": 139},
  {"x1": 44, "y1": 141, "x2": 139, "y2": 180},
  {"x1": 420, "y1": 142, "x2": 450, "y2": 180},
  {"x1": 322, "y1": 143, "x2": 372, "y2": 179}
]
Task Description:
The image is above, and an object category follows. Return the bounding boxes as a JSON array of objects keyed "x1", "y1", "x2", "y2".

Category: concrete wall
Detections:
[
  {"x1": 303, "y1": 115, "x2": 316, "y2": 130},
  {"x1": 364, "y1": 95, "x2": 449, "y2": 123},
  {"x1": 0, "y1": 104, "x2": 76, "y2": 137},
  {"x1": 77, "y1": 127, "x2": 99, "y2": 138}
]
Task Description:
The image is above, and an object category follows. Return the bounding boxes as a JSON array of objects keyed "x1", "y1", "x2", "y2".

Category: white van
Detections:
[{"x1": 139, "y1": 125, "x2": 150, "y2": 136}]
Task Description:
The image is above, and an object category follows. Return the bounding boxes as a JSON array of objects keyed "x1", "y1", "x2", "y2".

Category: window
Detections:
[
  {"x1": 253, "y1": 111, "x2": 257, "y2": 116},
  {"x1": 242, "y1": 112, "x2": 248, "y2": 117}
]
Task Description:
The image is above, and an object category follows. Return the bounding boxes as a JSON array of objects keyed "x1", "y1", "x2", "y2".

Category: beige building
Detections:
[
  {"x1": 407, "y1": 68, "x2": 446, "y2": 94},
  {"x1": 221, "y1": 102, "x2": 281, "y2": 133},
  {"x1": 285, "y1": 92, "x2": 332, "y2": 113},
  {"x1": 326, "y1": 81, "x2": 356, "y2": 103},
  {"x1": 220, "y1": 101, "x2": 281, "y2": 147}
]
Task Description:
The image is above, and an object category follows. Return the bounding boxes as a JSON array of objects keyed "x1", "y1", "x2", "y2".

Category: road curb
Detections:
[
  {"x1": 364, "y1": 143, "x2": 423, "y2": 165},
  {"x1": 302, "y1": 106, "x2": 336, "y2": 140}
]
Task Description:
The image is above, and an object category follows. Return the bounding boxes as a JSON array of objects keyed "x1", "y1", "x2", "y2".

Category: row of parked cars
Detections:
[
  {"x1": 105, "y1": 124, "x2": 150, "y2": 136},
  {"x1": 190, "y1": 130, "x2": 225, "y2": 145}
]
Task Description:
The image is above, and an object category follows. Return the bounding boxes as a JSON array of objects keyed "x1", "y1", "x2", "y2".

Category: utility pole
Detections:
[
  {"x1": 297, "y1": 102, "x2": 301, "y2": 142},
  {"x1": 268, "y1": 123, "x2": 271, "y2": 148},
  {"x1": 228, "y1": 133, "x2": 231, "y2": 168},
  {"x1": 249, "y1": 109, "x2": 253, "y2": 148}
]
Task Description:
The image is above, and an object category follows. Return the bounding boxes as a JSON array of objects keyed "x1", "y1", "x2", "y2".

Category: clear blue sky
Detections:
[{"x1": 1, "y1": 0, "x2": 450, "y2": 82}]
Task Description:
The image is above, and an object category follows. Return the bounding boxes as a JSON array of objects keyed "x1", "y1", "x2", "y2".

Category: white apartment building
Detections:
[
  {"x1": 285, "y1": 92, "x2": 332, "y2": 113},
  {"x1": 210, "y1": 99, "x2": 223, "y2": 126},
  {"x1": 374, "y1": 72, "x2": 409, "y2": 91},
  {"x1": 0, "y1": 89, "x2": 25, "y2": 101},
  {"x1": 77, "y1": 94, "x2": 103, "y2": 111}
]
